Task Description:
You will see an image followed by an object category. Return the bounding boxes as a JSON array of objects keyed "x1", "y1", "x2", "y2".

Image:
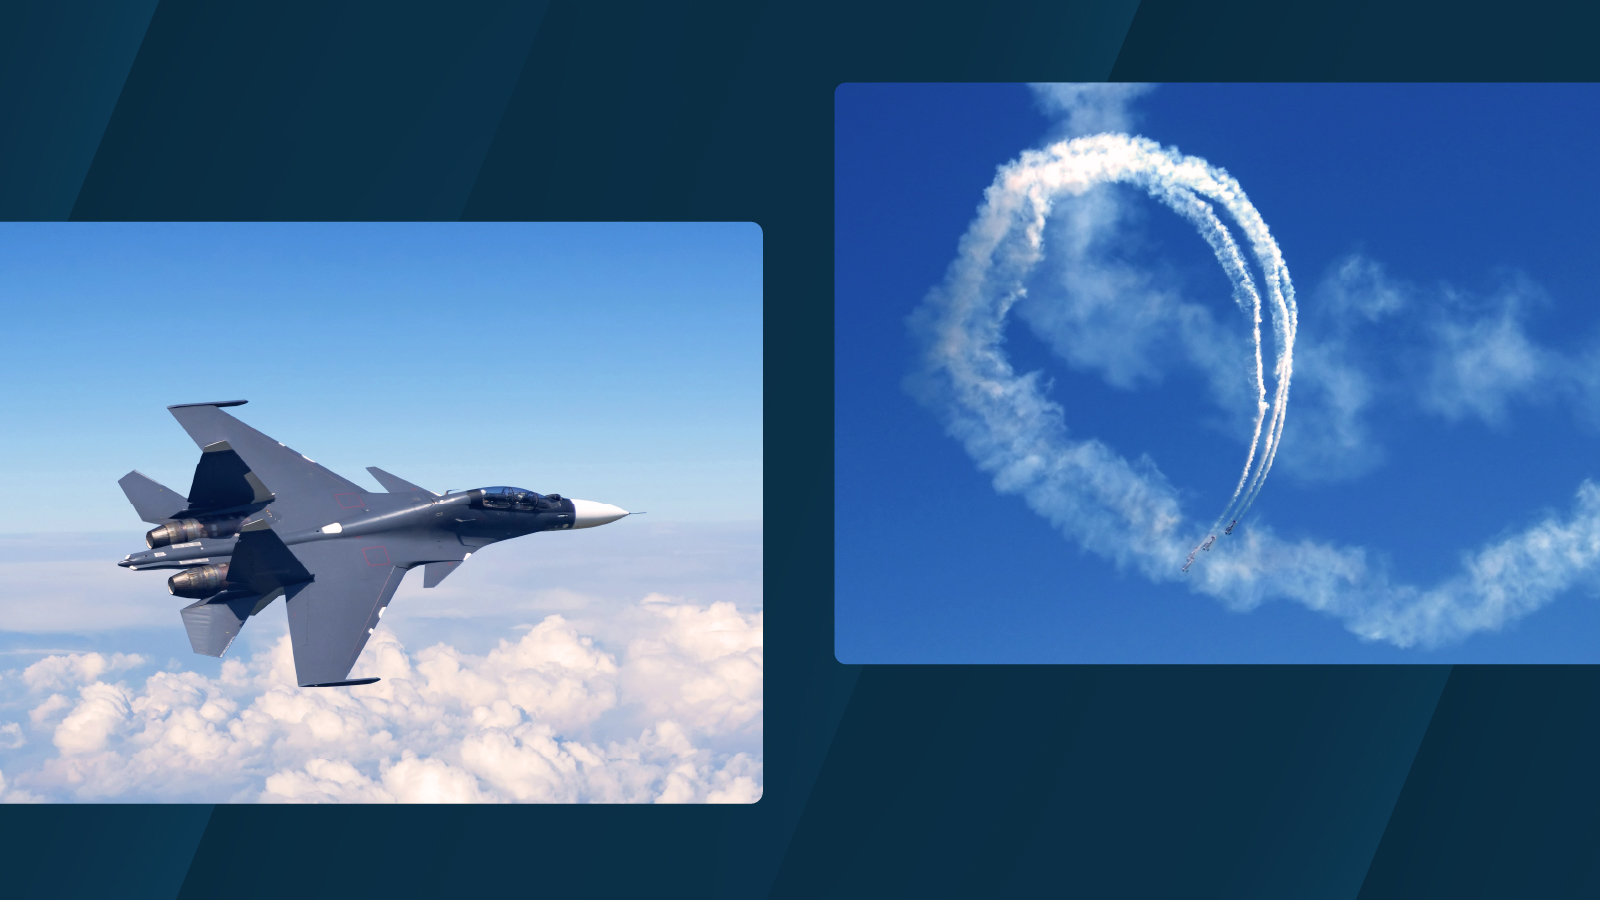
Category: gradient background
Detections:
[{"x1": 5, "y1": 0, "x2": 1600, "y2": 897}]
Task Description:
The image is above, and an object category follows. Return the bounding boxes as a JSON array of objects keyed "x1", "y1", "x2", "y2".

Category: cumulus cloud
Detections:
[
  {"x1": 0, "y1": 594, "x2": 760, "y2": 803},
  {"x1": 23, "y1": 652, "x2": 145, "y2": 693}
]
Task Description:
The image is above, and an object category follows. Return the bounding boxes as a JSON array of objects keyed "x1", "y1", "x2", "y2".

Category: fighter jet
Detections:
[{"x1": 118, "y1": 401, "x2": 633, "y2": 687}]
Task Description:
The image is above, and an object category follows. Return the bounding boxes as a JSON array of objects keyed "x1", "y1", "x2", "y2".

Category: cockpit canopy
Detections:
[{"x1": 477, "y1": 486, "x2": 564, "y2": 512}]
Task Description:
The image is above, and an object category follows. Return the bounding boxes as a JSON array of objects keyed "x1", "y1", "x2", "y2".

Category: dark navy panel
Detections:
[{"x1": 1358, "y1": 667, "x2": 1600, "y2": 898}]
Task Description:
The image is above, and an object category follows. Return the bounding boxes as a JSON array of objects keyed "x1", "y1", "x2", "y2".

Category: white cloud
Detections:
[
  {"x1": 0, "y1": 594, "x2": 760, "y2": 803},
  {"x1": 1422, "y1": 286, "x2": 1552, "y2": 426},
  {"x1": 53, "y1": 682, "x2": 131, "y2": 755},
  {"x1": 1318, "y1": 253, "x2": 1408, "y2": 323},
  {"x1": 28, "y1": 693, "x2": 71, "y2": 725},
  {"x1": 620, "y1": 594, "x2": 763, "y2": 736},
  {"x1": 0, "y1": 768, "x2": 43, "y2": 803},
  {"x1": 1029, "y1": 83, "x2": 1155, "y2": 138},
  {"x1": 23, "y1": 652, "x2": 145, "y2": 693},
  {"x1": 1274, "y1": 338, "x2": 1381, "y2": 481},
  {"x1": 1274, "y1": 255, "x2": 1405, "y2": 481}
]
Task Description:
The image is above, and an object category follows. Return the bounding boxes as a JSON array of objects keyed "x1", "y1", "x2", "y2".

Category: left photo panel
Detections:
[{"x1": 0, "y1": 221, "x2": 762, "y2": 802}]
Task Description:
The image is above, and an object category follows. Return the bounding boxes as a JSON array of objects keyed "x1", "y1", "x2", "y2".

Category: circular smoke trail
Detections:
[{"x1": 915, "y1": 133, "x2": 1297, "y2": 569}]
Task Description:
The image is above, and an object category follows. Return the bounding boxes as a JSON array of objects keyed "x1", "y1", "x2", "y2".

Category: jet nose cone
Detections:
[{"x1": 570, "y1": 499, "x2": 629, "y2": 529}]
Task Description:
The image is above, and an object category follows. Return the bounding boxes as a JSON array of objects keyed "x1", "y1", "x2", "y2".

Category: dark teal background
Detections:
[{"x1": 4, "y1": 0, "x2": 1600, "y2": 897}]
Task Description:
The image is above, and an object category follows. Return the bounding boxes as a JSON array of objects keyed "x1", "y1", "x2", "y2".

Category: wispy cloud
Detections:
[
  {"x1": 1273, "y1": 254, "x2": 1403, "y2": 482},
  {"x1": 908, "y1": 127, "x2": 1600, "y2": 649},
  {"x1": 1029, "y1": 83, "x2": 1156, "y2": 138},
  {"x1": 1421, "y1": 279, "x2": 1554, "y2": 426}
]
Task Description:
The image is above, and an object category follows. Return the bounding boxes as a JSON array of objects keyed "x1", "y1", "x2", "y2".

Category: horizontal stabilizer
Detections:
[
  {"x1": 367, "y1": 467, "x2": 438, "y2": 496},
  {"x1": 304, "y1": 678, "x2": 381, "y2": 688},
  {"x1": 119, "y1": 471, "x2": 190, "y2": 524},
  {"x1": 180, "y1": 594, "x2": 257, "y2": 657},
  {"x1": 424, "y1": 560, "x2": 462, "y2": 588}
]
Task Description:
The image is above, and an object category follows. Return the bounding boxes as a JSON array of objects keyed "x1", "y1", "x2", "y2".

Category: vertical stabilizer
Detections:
[
  {"x1": 367, "y1": 466, "x2": 439, "y2": 496},
  {"x1": 119, "y1": 471, "x2": 189, "y2": 524}
]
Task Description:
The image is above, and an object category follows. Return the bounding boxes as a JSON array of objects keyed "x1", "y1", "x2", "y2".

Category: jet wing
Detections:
[
  {"x1": 281, "y1": 540, "x2": 408, "y2": 687},
  {"x1": 167, "y1": 402, "x2": 369, "y2": 533}
]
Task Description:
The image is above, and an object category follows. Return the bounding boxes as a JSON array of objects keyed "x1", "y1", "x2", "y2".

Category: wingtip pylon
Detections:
[{"x1": 167, "y1": 400, "x2": 248, "y2": 410}]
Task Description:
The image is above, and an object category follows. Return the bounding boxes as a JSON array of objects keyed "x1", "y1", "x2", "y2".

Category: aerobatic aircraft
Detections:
[{"x1": 117, "y1": 401, "x2": 631, "y2": 687}]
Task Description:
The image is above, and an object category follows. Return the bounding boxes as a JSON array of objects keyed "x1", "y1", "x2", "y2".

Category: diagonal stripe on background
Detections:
[
  {"x1": 772, "y1": 667, "x2": 1449, "y2": 897},
  {"x1": 7, "y1": 805, "x2": 212, "y2": 900},
  {"x1": 0, "y1": 0, "x2": 160, "y2": 219},
  {"x1": 1358, "y1": 666, "x2": 1600, "y2": 898},
  {"x1": 70, "y1": 0, "x2": 549, "y2": 220}
]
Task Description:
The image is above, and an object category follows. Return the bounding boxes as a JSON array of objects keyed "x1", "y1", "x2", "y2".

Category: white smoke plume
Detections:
[
  {"x1": 909, "y1": 131, "x2": 1600, "y2": 648},
  {"x1": 1029, "y1": 84, "x2": 1155, "y2": 138},
  {"x1": 911, "y1": 133, "x2": 1296, "y2": 566}
]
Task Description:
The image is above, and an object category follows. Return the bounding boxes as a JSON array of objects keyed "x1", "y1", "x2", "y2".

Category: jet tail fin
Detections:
[
  {"x1": 119, "y1": 471, "x2": 190, "y2": 524},
  {"x1": 367, "y1": 466, "x2": 439, "y2": 497}
]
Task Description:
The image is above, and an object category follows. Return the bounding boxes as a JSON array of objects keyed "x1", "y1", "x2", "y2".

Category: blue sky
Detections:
[
  {"x1": 836, "y1": 83, "x2": 1600, "y2": 663},
  {"x1": 0, "y1": 221, "x2": 762, "y2": 529},
  {"x1": 0, "y1": 222, "x2": 762, "y2": 801}
]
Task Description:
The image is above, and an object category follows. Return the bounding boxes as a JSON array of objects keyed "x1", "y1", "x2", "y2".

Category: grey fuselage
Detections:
[{"x1": 120, "y1": 489, "x2": 576, "y2": 570}]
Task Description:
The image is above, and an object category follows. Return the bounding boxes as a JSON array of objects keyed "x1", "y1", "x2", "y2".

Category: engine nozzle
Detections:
[
  {"x1": 168, "y1": 563, "x2": 230, "y2": 598},
  {"x1": 147, "y1": 516, "x2": 245, "y2": 548}
]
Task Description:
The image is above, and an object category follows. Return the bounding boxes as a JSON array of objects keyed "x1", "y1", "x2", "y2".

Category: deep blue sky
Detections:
[
  {"x1": 835, "y1": 84, "x2": 1600, "y2": 663},
  {"x1": 0, "y1": 222, "x2": 762, "y2": 531}
]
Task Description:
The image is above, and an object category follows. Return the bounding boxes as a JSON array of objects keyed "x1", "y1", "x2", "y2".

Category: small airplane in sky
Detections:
[{"x1": 118, "y1": 401, "x2": 632, "y2": 687}]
